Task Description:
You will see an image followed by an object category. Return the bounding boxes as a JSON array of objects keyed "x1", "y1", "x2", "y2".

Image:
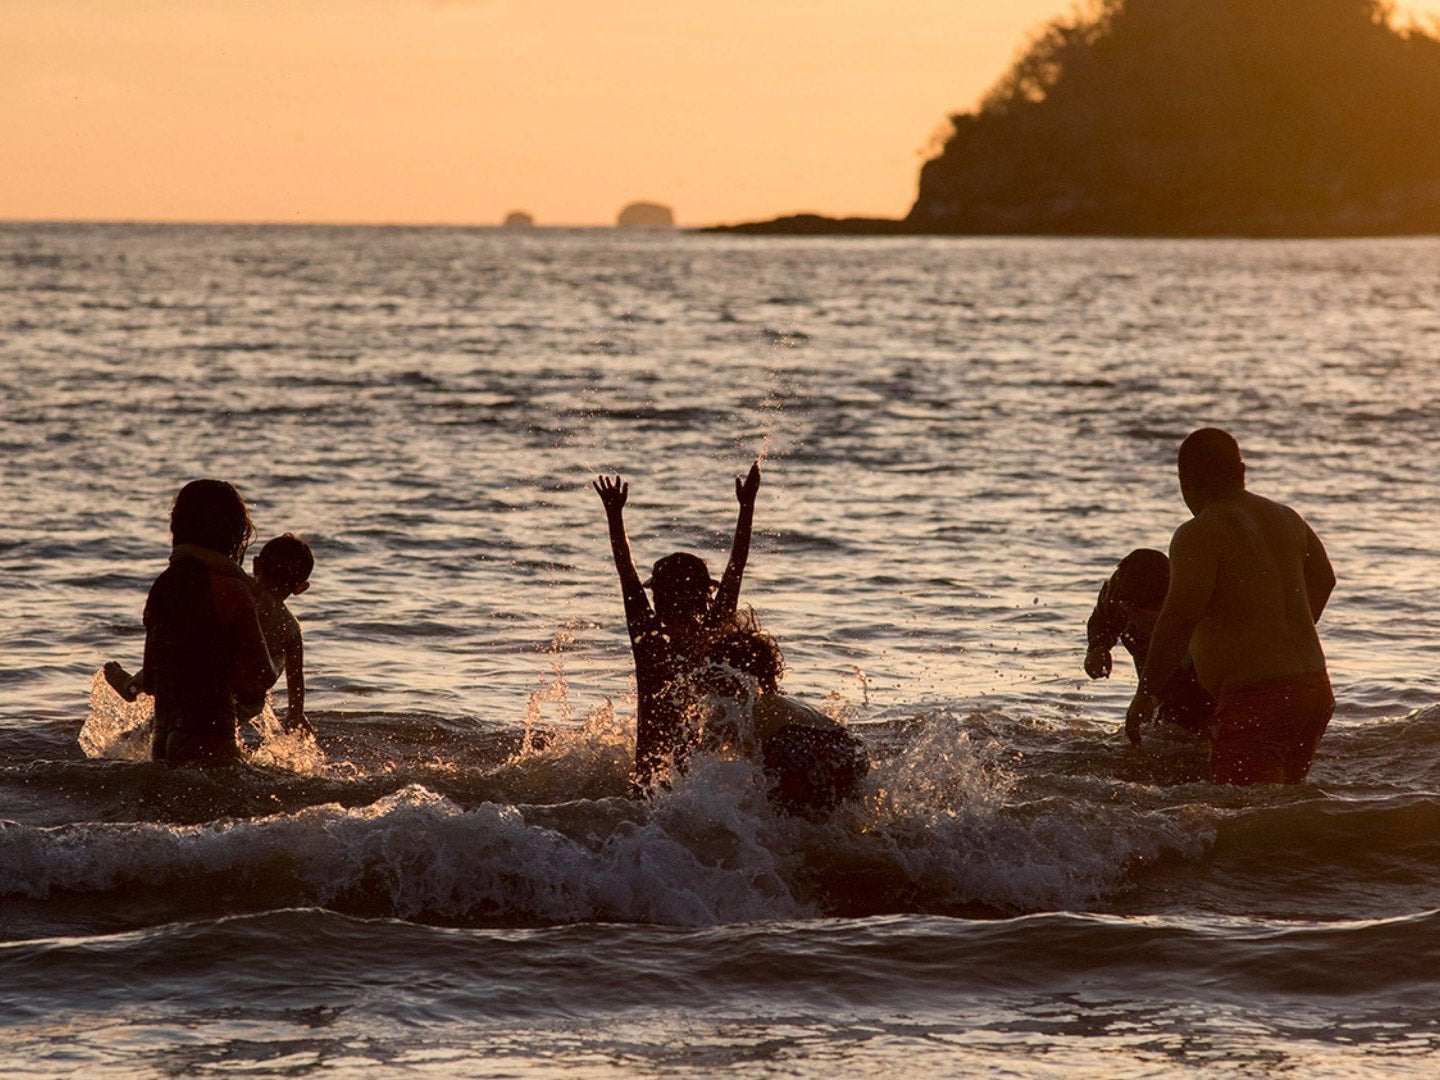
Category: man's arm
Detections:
[
  {"x1": 714, "y1": 461, "x2": 760, "y2": 618},
  {"x1": 1301, "y1": 519, "x2": 1335, "y2": 622},
  {"x1": 1127, "y1": 521, "x2": 1217, "y2": 744}
]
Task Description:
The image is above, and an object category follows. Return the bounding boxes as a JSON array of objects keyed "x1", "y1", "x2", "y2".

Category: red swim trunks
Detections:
[{"x1": 1206, "y1": 670, "x2": 1333, "y2": 785}]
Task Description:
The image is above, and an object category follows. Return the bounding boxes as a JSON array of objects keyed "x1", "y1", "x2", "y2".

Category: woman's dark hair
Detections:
[{"x1": 169, "y1": 479, "x2": 255, "y2": 561}]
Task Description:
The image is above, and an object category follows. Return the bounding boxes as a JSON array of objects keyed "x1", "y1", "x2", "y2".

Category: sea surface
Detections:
[{"x1": 3, "y1": 223, "x2": 1440, "y2": 1077}]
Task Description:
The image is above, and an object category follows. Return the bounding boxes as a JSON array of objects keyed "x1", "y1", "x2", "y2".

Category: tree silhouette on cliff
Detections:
[{"x1": 909, "y1": 0, "x2": 1440, "y2": 234}]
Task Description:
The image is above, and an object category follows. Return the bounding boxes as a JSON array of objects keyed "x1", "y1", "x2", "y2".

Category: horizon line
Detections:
[{"x1": 0, "y1": 216, "x2": 711, "y2": 230}]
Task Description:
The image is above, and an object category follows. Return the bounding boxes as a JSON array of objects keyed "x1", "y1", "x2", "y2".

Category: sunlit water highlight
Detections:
[{"x1": 3, "y1": 224, "x2": 1440, "y2": 1075}]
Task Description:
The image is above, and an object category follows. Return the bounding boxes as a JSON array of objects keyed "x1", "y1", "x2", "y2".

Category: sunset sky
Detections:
[{"x1": 6, "y1": 0, "x2": 1440, "y2": 227}]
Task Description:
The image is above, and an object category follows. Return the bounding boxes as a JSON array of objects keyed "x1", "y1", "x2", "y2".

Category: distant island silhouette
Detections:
[
  {"x1": 717, "y1": 0, "x2": 1440, "y2": 237},
  {"x1": 617, "y1": 202, "x2": 675, "y2": 228},
  {"x1": 503, "y1": 211, "x2": 535, "y2": 229}
]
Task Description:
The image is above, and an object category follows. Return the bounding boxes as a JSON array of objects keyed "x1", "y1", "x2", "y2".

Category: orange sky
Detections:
[{"x1": 5, "y1": 0, "x2": 1440, "y2": 227}]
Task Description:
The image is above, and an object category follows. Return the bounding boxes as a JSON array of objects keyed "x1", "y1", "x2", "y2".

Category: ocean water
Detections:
[{"x1": 3, "y1": 223, "x2": 1440, "y2": 1076}]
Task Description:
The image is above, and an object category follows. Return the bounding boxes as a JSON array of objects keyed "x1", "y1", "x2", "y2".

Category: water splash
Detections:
[
  {"x1": 80, "y1": 669, "x2": 326, "y2": 774},
  {"x1": 80, "y1": 670, "x2": 153, "y2": 762}
]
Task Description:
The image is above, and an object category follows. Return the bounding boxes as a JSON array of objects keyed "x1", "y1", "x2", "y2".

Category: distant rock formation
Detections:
[
  {"x1": 908, "y1": 0, "x2": 1440, "y2": 236},
  {"x1": 616, "y1": 202, "x2": 675, "y2": 228},
  {"x1": 503, "y1": 211, "x2": 535, "y2": 229},
  {"x1": 709, "y1": 214, "x2": 906, "y2": 236},
  {"x1": 715, "y1": 0, "x2": 1440, "y2": 237}
]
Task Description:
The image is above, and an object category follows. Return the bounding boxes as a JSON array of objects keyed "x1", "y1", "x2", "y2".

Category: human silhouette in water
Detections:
[
  {"x1": 108, "y1": 532, "x2": 316, "y2": 738},
  {"x1": 594, "y1": 461, "x2": 760, "y2": 790},
  {"x1": 1085, "y1": 548, "x2": 1213, "y2": 737},
  {"x1": 702, "y1": 620, "x2": 869, "y2": 815},
  {"x1": 140, "y1": 479, "x2": 279, "y2": 766},
  {"x1": 1126, "y1": 428, "x2": 1336, "y2": 784}
]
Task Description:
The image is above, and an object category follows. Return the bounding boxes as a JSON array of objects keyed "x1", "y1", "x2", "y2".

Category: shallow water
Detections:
[{"x1": 3, "y1": 224, "x2": 1440, "y2": 1075}]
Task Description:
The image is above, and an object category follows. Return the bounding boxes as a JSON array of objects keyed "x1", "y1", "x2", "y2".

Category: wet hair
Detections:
[
  {"x1": 254, "y1": 533, "x2": 314, "y2": 590},
  {"x1": 1112, "y1": 548, "x2": 1169, "y2": 610},
  {"x1": 1178, "y1": 427, "x2": 1245, "y2": 493},
  {"x1": 707, "y1": 623, "x2": 785, "y2": 695},
  {"x1": 648, "y1": 552, "x2": 715, "y2": 626},
  {"x1": 169, "y1": 479, "x2": 254, "y2": 560}
]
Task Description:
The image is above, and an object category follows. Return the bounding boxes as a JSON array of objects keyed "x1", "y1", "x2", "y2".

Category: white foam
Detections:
[{"x1": 54, "y1": 687, "x2": 1214, "y2": 923}]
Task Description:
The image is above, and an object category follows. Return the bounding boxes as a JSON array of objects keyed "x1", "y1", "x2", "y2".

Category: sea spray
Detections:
[
  {"x1": 79, "y1": 669, "x2": 326, "y2": 775},
  {"x1": 62, "y1": 679, "x2": 1216, "y2": 923},
  {"x1": 79, "y1": 670, "x2": 153, "y2": 762}
]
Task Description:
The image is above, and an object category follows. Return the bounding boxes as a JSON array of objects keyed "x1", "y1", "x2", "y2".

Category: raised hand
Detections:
[
  {"x1": 593, "y1": 474, "x2": 628, "y2": 514},
  {"x1": 735, "y1": 460, "x2": 761, "y2": 506}
]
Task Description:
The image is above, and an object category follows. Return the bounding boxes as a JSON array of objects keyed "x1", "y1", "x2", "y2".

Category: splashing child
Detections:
[
  {"x1": 1084, "y1": 547, "x2": 1213, "y2": 738},
  {"x1": 593, "y1": 461, "x2": 760, "y2": 791},
  {"x1": 704, "y1": 621, "x2": 869, "y2": 815}
]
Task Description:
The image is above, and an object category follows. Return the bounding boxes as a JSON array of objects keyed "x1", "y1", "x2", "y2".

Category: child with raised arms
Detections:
[{"x1": 594, "y1": 461, "x2": 760, "y2": 791}]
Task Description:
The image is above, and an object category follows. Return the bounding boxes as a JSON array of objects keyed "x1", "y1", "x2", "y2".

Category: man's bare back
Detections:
[
  {"x1": 1127, "y1": 429, "x2": 1335, "y2": 783},
  {"x1": 1177, "y1": 490, "x2": 1330, "y2": 694}
]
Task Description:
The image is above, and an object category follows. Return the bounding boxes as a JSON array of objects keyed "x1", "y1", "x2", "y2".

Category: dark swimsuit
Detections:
[{"x1": 1207, "y1": 669, "x2": 1333, "y2": 784}]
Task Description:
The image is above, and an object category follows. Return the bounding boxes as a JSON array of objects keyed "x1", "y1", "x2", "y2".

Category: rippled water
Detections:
[{"x1": 3, "y1": 224, "x2": 1440, "y2": 1075}]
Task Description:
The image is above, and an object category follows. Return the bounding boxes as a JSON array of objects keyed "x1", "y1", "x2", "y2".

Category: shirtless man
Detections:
[{"x1": 1125, "y1": 428, "x2": 1336, "y2": 784}]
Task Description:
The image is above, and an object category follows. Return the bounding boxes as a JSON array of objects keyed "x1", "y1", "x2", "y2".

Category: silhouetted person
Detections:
[
  {"x1": 107, "y1": 533, "x2": 316, "y2": 737},
  {"x1": 1126, "y1": 429, "x2": 1336, "y2": 784},
  {"x1": 248, "y1": 533, "x2": 315, "y2": 735},
  {"x1": 594, "y1": 462, "x2": 760, "y2": 790},
  {"x1": 1085, "y1": 548, "x2": 1213, "y2": 735},
  {"x1": 138, "y1": 480, "x2": 279, "y2": 767},
  {"x1": 704, "y1": 622, "x2": 868, "y2": 815}
]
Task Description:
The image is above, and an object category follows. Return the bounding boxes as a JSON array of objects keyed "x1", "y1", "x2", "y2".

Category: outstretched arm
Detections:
[
  {"x1": 284, "y1": 630, "x2": 313, "y2": 736},
  {"x1": 594, "y1": 475, "x2": 644, "y2": 597},
  {"x1": 714, "y1": 461, "x2": 761, "y2": 618},
  {"x1": 1126, "y1": 520, "x2": 1216, "y2": 745}
]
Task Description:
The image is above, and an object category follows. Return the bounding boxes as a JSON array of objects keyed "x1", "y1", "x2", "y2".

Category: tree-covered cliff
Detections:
[{"x1": 909, "y1": 0, "x2": 1440, "y2": 234}]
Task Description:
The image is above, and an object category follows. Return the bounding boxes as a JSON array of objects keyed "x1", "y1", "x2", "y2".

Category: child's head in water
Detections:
[
  {"x1": 697, "y1": 618, "x2": 784, "y2": 753},
  {"x1": 170, "y1": 479, "x2": 254, "y2": 561},
  {"x1": 706, "y1": 618, "x2": 785, "y2": 698},
  {"x1": 645, "y1": 552, "x2": 716, "y2": 638},
  {"x1": 253, "y1": 533, "x2": 314, "y2": 598}
]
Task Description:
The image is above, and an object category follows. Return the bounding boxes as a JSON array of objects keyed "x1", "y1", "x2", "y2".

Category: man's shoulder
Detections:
[
  {"x1": 1169, "y1": 514, "x2": 1209, "y2": 548},
  {"x1": 1239, "y1": 491, "x2": 1312, "y2": 542},
  {"x1": 1188, "y1": 492, "x2": 1295, "y2": 532}
]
